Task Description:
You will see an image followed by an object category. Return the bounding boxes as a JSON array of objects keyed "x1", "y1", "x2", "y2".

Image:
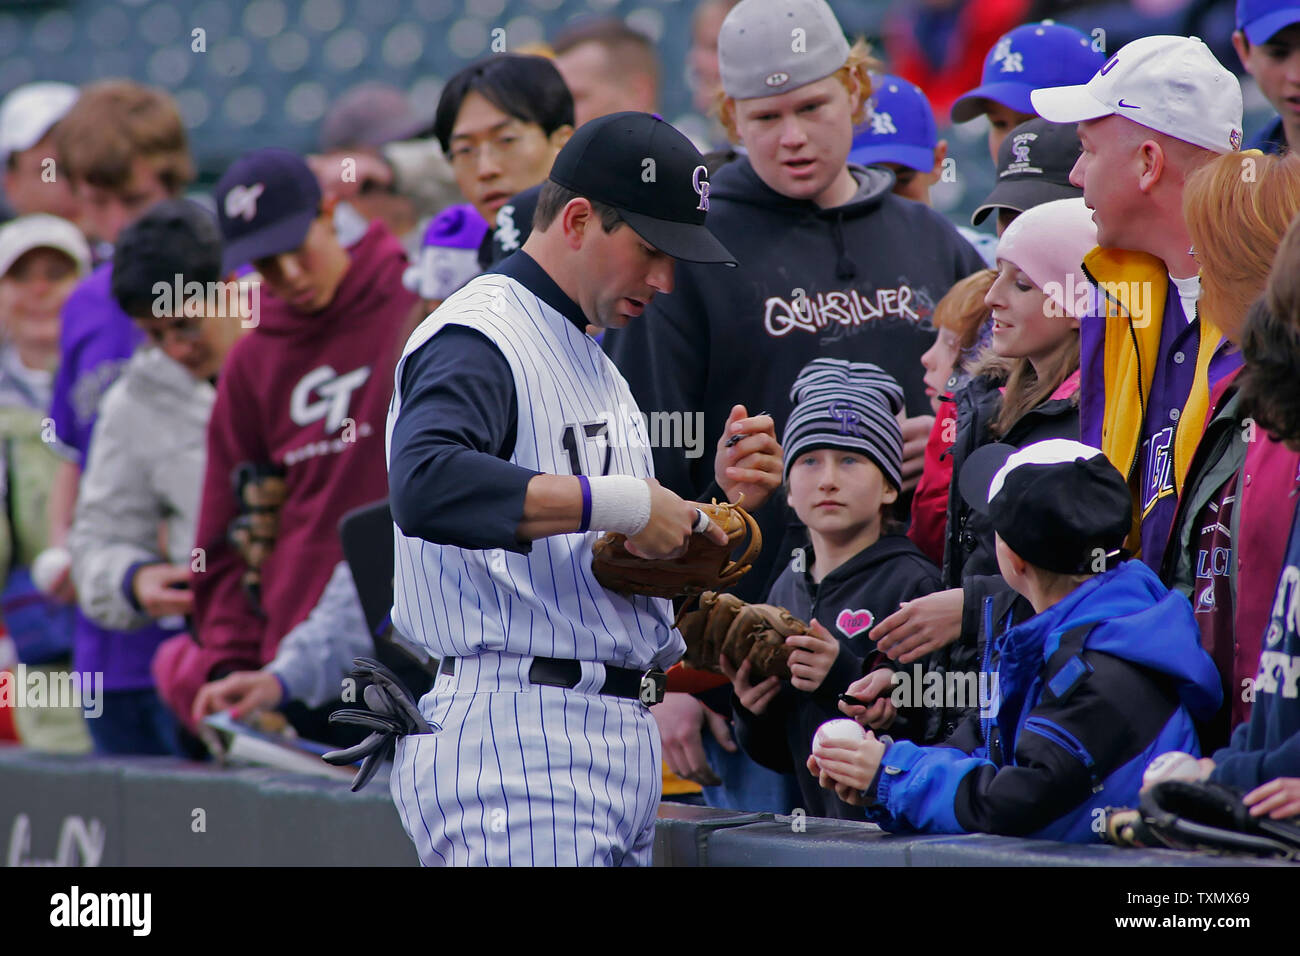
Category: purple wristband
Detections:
[
  {"x1": 272, "y1": 672, "x2": 290, "y2": 707},
  {"x1": 578, "y1": 475, "x2": 592, "y2": 532}
]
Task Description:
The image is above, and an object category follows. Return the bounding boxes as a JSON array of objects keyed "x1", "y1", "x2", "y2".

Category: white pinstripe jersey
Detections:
[{"x1": 385, "y1": 273, "x2": 685, "y2": 671}]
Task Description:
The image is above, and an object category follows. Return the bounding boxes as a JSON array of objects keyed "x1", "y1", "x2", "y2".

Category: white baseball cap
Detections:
[
  {"x1": 0, "y1": 214, "x2": 90, "y2": 279},
  {"x1": 0, "y1": 82, "x2": 79, "y2": 162},
  {"x1": 1030, "y1": 35, "x2": 1244, "y2": 154}
]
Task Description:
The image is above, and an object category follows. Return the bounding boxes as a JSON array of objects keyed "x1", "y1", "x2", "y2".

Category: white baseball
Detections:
[
  {"x1": 32, "y1": 546, "x2": 71, "y2": 594},
  {"x1": 813, "y1": 718, "x2": 868, "y2": 750},
  {"x1": 1142, "y1": 751, "x2": 1204, "y2": 789}
]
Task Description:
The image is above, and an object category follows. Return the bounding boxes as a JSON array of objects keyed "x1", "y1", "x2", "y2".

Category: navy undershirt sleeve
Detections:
[{"x1": 388, "y1": 324, "x2": 540, "y2": 553}]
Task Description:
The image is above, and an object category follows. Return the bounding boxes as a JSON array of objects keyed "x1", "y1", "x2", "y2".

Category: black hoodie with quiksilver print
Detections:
[{"x1": 603, "y1": 157, "x2": 986, "y2": 603}]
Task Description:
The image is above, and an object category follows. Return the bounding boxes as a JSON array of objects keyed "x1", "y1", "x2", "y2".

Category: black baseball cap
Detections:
[
  {"x1": 214, "y1": 147, "x2": 323, "y2": 273},
  {"x1": 958, "y1": 439, "x2": 1132, "y2": 574},
  {"x1": 970, "y1": 118, "x2": 1083, "y2": 227},
  {"x1": 546, "y1": 111, "x2": 736, "y2": 267}
]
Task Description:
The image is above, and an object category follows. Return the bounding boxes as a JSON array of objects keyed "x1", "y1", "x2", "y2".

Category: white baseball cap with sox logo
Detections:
[{"x1": 1030, "y1": 35, "x2": 1244, "y2": 154}]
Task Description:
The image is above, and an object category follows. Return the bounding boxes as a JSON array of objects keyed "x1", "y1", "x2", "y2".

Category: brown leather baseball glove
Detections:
[
  {"x1": 675, "y1": 591, "x2": 803, "y2": 683},
  {"x1": 590, "y1": 499, "x2": 761, "y2": 600},
  {"x1": 677, "y1": 590, "x2": 746, "y2": 671},
  {"x1": 228, "y1": 461, "x2": 287, "y2": 612}
]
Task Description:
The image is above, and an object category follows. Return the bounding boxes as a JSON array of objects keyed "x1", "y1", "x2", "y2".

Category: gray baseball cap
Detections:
[{"x1": 718, "y1": 0, "x2": 850, "y2": 101}]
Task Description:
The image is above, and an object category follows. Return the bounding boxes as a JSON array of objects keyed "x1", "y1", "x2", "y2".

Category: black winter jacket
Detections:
[
  {"x1": 731, "y1": 534, "x2": 942, "y2": 819},
  {"x1": 604, "y1": 158, "x2": 986, "y2": 603}
]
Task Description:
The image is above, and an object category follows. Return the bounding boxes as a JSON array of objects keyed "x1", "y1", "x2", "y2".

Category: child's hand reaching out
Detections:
[
  {"x1": 838, "y1": 668, "x2": 897, "y2": 730},
  {"x1": 1244, "y1": 778, "x2": 1300, "y2": 820},
  {"x1": 785, "y1": 619, "x2": 839, "y2": 692},
  {"x1": 720, "y1": 654, "x2": 782, "y2": 715}
]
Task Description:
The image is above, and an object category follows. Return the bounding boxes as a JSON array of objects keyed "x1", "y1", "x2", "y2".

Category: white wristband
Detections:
[{"x1": 588, "y1": 476, "x2": 652, "y2": 536}]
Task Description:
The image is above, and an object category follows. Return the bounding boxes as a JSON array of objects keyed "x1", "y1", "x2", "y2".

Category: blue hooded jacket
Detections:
[{"x1": 865, "y1": 560, "x2": 1222, "y2": 842}]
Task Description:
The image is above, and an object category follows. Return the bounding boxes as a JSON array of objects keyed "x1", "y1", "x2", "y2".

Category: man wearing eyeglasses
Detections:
[
  {"x1": 402, "y1": 55, "x2": 575, "y2": 311},
  {"x1": 435, "y1": 54, "x2": 573, "y2": 247}
]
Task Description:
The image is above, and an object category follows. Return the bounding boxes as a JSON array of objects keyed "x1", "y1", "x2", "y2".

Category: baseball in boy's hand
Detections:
[{"x1": 813, "y1": 718, "x2": 868, "y2": 750}]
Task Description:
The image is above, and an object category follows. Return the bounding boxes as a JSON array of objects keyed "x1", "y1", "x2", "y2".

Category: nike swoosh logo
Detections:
[{"x1": 1117, "y1": 98, "x2": 1141, "y2": 109}]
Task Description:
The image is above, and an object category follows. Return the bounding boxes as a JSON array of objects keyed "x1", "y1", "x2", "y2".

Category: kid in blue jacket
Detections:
[{"x1": 812, "y1": 439, "x2": 1222, "y2": 842}]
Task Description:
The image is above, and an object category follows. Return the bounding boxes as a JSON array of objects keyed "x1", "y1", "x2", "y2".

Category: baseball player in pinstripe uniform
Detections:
[{"x1": 385, "y1": 112, "x2": 783, "y2": 866}]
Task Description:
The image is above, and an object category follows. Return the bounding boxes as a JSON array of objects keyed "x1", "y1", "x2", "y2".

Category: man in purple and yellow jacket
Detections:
[{"x1": 1031, "y1": 36, "x2": 1245, "y2": 573}]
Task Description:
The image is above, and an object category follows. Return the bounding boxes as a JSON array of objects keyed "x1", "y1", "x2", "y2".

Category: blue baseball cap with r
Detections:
[
  {"x1": 214, "y1": 147, "x2": 323, "y2": 273},
  {"x1": 951, "y1": 22, "x2": 1105, "y2": 123},
  {"x1": 1237, "y1": 0, "x2": 1300, "y2": 44},
  {"x1": 849, "y1": 75, "x2": 938, "y2": 173}
]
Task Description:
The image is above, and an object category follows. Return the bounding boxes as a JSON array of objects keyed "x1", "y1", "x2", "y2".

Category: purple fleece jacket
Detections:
[{"x1": 50, "y1": 263, "x2": 179, "y2": 692}]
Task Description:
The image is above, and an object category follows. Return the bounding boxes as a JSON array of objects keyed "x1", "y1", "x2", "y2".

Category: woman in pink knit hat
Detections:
[{"x1": 854, "y1": 199, "x2": 1098, "y2": 720}]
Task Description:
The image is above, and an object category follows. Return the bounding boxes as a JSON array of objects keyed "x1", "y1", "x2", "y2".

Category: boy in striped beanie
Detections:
[{"x1": 723, "y1": 358, "x2": 946, "y2": 819}]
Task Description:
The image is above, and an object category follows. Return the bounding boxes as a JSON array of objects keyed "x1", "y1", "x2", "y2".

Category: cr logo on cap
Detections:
[
  {"x1": 225, "y1": 183, "x2": 265, "y2": 223},
  {"x1": 764, "y1": 71, "x2": 790, "y2": 87},
  {"x1": 828, "y1": 401, "x2": 862, "y2": 436},
  {"x1": 692, "y1": 165, "x2": 710, "y2": 212}
]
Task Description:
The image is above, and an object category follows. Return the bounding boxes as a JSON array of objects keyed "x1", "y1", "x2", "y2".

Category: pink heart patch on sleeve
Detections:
[{"x1": 836, "y1": 608, "x2": 874, "y2": 638}]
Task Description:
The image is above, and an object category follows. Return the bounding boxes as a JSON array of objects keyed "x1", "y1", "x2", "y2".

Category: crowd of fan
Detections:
[{"x1": 2, "y1": 0, "x2": 1300, "y2": 840}]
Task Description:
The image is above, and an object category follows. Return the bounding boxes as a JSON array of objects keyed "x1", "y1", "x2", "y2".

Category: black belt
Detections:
[{"x1": 438, "y1": 656, "x2": 666, "y2": 705}]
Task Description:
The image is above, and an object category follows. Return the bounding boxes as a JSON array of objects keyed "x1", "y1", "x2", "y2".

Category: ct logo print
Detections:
[
  {"x1": 224, "y1": 183, "x2": 265, "y2": 222},
  {"x1": 692, "y1": 165, "x2": 710, "y2": 212},
  {"x1": 290, "y1": 364, "x2": 371, "y2": 433}
]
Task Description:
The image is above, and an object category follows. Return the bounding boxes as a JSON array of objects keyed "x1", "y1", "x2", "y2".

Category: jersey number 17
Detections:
[{"x1": 561, "y1": 421, "x2": 612, "y2": 477}]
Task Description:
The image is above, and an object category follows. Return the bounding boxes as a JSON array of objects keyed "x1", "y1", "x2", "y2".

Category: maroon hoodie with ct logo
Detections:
[{"x1": 159, "y1": 222, "x2": 418, "y2": 725}]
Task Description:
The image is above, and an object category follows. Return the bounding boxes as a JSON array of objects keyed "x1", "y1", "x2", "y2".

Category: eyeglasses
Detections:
[{"x1": 447, "y1": 128, "x2": 536, "y2": 168}]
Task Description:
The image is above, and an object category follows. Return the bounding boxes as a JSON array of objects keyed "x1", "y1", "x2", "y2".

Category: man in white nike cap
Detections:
[{"x1": 1029, "y1": 36, "x2": 1245, "y2": 576}]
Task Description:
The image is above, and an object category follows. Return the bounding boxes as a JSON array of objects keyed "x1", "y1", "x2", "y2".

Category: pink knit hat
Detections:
[{"x1": 994, "y1": 197, "x2": 1098, "y2": 318}]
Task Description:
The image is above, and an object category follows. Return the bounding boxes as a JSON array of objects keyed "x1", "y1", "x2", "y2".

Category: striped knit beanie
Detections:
[{"x1": 781, "y1": 359, "x2": 905, "y2": 489}]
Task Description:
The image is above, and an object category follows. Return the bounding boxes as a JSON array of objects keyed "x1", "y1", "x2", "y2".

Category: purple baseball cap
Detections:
[
  {"x1": 849, "y1": 75, "x2": 938, "y2": 173},
  {"x1": 1237, "y1": 0, "x2": 1300, "y2": 44},
  {"x1": 951, "y1": 22, "x2": 1106, "y2": 124}
]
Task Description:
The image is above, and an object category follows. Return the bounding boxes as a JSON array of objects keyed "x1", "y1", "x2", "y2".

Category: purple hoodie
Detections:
[{"x1": 50, "y1": 263, "x2": 179, "y2": 692}]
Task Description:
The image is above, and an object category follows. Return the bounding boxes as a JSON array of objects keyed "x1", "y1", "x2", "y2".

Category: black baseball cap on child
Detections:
[
  {"x1": 546, "y1": 111, "x2": 736, "y2": 266},
  {"x1": 959, "y1": 439, "x2": 1132, "y2": 574},
  {"x1": 970, "y1": 118, "x2": 1083, "y2": 227},
  {"x1": 781, "y1": 359, "x2": 905, "y2": 490}
]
